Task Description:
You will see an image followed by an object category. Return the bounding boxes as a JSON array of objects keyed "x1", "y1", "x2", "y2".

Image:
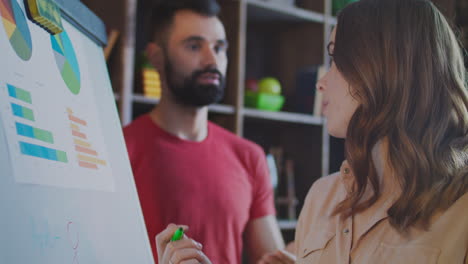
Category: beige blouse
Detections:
[{"x1": 295, "y1": 161, "x2": 468, "y2": 264}]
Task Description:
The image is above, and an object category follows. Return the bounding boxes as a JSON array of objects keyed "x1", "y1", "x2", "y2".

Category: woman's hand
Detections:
[{"x1": 156, "y1": 224, "x2": 212, "y2": 264}]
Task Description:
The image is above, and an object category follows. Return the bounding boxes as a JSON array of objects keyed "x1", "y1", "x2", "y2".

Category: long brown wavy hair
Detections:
[{"x1": 332, "y1": 0, "x2": 468, "y2": 232}]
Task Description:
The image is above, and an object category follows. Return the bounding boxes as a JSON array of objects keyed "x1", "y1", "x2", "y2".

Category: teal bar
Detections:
[
  {"x1": 16, "y1": 123, "x2": 54, "y2": 144},
  {"x1": 16, "y1": 123, "x2": 34, "y2": 138},
  {"x1": 11, "y1": 103, "x2": 35, "y2": 121},
  {"x1": 19, "y1": 141, "x2": 68, "y2": 163},
  {"x1": 7, "y1": 84, "x2": 32, "y2": 104}
]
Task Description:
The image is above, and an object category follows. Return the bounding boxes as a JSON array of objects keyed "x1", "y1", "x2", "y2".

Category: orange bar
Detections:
[
  {"x1": 68, "y1": 114, "x2": 87, "y2": 126},
  {"x1": 72, "y1": 130, "x2": 87, "y2": 139},
  {"x1": 75, "y1": 145, "x2": 98, "y2": 156},
  {"x1": 79, "y1": 161, "x2": 98, "y2": 170}
]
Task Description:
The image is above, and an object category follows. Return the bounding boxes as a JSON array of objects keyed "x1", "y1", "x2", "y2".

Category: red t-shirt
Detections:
[{"x1": 123, "y1": 114, "x2": 275, "y2": 263}]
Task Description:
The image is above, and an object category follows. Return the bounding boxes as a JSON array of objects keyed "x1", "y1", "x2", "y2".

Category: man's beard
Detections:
[{"x1": 165, "y1": 60, "x2": 225, "y2": 107}]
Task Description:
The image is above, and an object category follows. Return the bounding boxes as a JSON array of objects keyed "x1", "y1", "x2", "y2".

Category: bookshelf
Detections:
[
  {"x1": 83, "y1": 0, "x2": 345, "y2": 236},
  {"x1": 83, "y1": 0, "x2": 466, "y2": 252}
]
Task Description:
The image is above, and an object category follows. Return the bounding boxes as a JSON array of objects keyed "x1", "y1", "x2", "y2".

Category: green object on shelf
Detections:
[
  {"x1": 258, "y1": 77, "x2": 282, "y2": 95},
  {"x1": 332, "y1": 0, "x2": 359, "y2": 16},
  {"x1": 245, "y1": 91, "x2": 285, "y2": 111}
]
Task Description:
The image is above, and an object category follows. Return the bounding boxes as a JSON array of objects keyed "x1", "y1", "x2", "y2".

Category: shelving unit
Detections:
[
  {"x1": 83, "y1": 0, "x2": 345, "y2": 234},
  {"x1": 83, "y1": 0, "x2": 465, "y2": 245},
  {"x1": 240, "y1": 0, "x2": 337, "y2": 228}
]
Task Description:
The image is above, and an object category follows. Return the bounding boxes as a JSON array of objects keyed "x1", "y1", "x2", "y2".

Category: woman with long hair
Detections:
[{"x1": 259, "y1": 0, "x2": 468, "y2": 263}]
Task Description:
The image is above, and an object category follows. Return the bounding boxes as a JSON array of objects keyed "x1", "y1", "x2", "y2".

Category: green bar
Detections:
[
  {"x1": 33, "y1": 128, "x2": 54, "y2": 144},
  {"x1": 15, "y1": 87, "x2": 32, "y2": 104},
  {"x1": 56, "y1": 151, "x2": 68, "y2": 163},
  {"x1": 22, "y1": 107, "x2": 35, "y2": 121}
]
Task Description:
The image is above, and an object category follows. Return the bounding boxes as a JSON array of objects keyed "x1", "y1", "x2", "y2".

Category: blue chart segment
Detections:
[{"x1": 8, "y1": 83, "x2": 31, "y2": 103}]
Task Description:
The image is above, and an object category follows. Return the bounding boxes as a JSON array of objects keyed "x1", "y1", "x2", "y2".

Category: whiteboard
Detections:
[{"x1": 0, "y1": 0, "x2": 154, "y2": 263}]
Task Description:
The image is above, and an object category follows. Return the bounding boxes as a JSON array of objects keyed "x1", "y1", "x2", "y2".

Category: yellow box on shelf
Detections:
[
  {"x1": 142, "y1": 68, "x2": 161, "y2": 99},
  {"x1": 26, "y1": 0, "x2": 63, "y2": 34}
]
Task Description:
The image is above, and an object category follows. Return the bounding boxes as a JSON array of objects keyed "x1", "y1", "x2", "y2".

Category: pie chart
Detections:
[
  {"x1": 51, "y1": 30, "x2": 81, "y2": 95},
  {"x1": 0, "y1": 0, "x2": 33, "y2": 61}
]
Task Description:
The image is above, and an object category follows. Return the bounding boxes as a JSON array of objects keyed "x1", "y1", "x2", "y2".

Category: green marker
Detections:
[{"x1": 171, "y1": 227, "x2": 184, "y2": 241}]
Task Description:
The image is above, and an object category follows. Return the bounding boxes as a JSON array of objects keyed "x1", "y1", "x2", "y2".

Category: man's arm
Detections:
[{"x1": 244, "y1": 215, "x2": 285, "y2": 263}]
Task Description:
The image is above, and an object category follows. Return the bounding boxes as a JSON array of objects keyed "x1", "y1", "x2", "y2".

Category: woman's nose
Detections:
[{"x1": 316, "y1": 77, "x2": 326, "y2": 92}]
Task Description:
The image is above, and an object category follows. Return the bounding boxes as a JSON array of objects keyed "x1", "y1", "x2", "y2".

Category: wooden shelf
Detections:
[
  {"x1": 277, "y1": 219, "x2": 297, "y2": 230},
  {"x1": 132, "y1": 94, "x2": 236, "y2": 115},
  {"x1": 247, "y1": 0, "x2": 326, "y2": 23},
  {"x1": 243, "y1": 107, "x2": 324, "y2": 125}
]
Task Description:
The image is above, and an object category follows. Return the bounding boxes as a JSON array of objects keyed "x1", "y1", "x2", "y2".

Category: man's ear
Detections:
[
  {"x1": 146, "y1": 42, "x2": 160, "y2": 59},
  {"x1": 145, "y1": 42, "x2": 168, "y2": 90},
  {"x1": 145, "y1": 42, "x2": 165, "y2": 72}
]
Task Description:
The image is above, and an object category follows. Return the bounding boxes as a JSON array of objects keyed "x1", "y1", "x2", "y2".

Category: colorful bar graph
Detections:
[
  {"x1": 7, "y1": 84, "x2": 32, "y2": 103},
  {"x1": 68, "y1": 107, "x2": 108, "y2": 170},
  {"x1": 75, "y1": 145, "x2": 97, "y2": 156},
  {"x1": 11, "y1": 103, "x2": 35, "y2": 121},
  {"x1": 15, "y1": 122, "x2": 54, "y2": 143},
  {"x1": 78, "y1": 161, "x2": 98, "y2": 170},
  {"x1": 19, "y1": 141, "x2": 68, "y2": 163}
]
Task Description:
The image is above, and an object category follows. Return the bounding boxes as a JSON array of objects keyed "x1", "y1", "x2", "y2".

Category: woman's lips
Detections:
[{"x1": 322, "y1": 101, "x2": 329, "y2": 113}]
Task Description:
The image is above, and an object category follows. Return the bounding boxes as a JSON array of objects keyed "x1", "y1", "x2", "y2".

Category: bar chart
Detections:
[
  {"x1": 7, "y1": 83, "x2": 68, "y2": 163},
  {"x1": 67, "y1": 108, "x2": 107, "y2": 170}
]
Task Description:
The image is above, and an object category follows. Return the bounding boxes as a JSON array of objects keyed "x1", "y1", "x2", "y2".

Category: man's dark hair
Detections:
[{"x1": 150, "y1": 0, "x2": 221, "y2": 45}]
